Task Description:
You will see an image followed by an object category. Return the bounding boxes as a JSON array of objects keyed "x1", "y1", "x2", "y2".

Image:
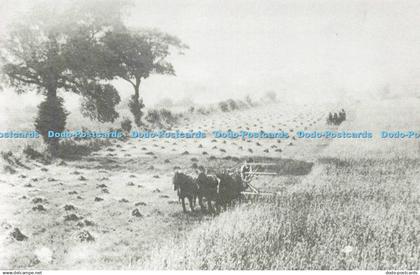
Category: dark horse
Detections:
[
  {"x1": 216, "y1": 171, "x2": 244, "y2": 209},
  {"x1": 173, "y1": 171, "x2": 197, "y2": 212},
  {"x1": 196, "y1": 171, "x2": 220, "y2": 213}
]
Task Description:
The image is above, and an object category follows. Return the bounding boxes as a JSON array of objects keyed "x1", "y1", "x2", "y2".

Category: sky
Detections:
[{"x1": 1, "y1": 0, "x2": 420, "y2": 105}]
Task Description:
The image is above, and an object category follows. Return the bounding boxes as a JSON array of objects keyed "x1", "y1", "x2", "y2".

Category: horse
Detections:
[
  {"x1": 327, "y1": 112, "x2": 333, "y2": 125},
  {"x1": 338, "y1": 109, "x2": 346, "y2": 123},
  {"x1": 172, "y1": 171, "x2": 198, "y2": 213},
  {"x1": 196, "y1": 172, "x2": 220, "y2": 213},
  {"x1": 216, "y1": 171, "x2": 244, "y2": 210}
]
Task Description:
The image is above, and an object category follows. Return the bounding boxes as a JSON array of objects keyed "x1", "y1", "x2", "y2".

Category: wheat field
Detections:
[{"x1": 0, "y1": 96, "x2": 419, "y2": 270}]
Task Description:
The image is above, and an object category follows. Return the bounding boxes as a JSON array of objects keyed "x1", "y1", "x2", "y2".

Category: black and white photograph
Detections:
[{"x1": 0, "y1": 0, "x2": 419, "y2": 273}]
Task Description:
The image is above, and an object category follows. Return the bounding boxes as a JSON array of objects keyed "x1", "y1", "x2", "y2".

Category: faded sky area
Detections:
[{"x1": 1, "y1": 0, "x2": 420, "y2": 105}]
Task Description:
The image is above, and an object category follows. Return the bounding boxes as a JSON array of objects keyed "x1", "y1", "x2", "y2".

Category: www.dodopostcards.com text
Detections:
[{"x1": 1, "y1": 130, "x2": 420, "y2": 139}]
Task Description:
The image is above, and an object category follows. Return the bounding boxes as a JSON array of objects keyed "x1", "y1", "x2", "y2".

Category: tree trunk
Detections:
[
  {"x1": 134, "y1": 78, "x2": 140, "y2": 101},
  {"x1": 43, "y1": 86, "x2": 61, "y2": 156},
  {"x1": 129, "y1": 78, "x2": 144, "y2": 127},
  {"x1": 47, "y1": 86, "x2": 57, "y2": 98}
]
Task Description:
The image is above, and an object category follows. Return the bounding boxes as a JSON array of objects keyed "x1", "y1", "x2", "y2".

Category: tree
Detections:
[
  {"x1": 0, "y1": 1, "x2": 128, "y2": 149},
  {"x1": 264, "y1": 90, "x2": 277, "y2": 102},
  {"x1": 35, "y1": 96, "x2": 68, "y2": 150},
  {"x1": 80, "y1": 82, "x2": 121, "y2": 123},
  {"x1": 101, "y1": 29, "x2": 188, "y2": 126},
  {"x1": 245, "y1": 94, "x2": 254, "y2": 107}
]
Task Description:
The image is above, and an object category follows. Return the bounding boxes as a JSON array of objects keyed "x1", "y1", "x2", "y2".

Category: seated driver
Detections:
[{"x1": 240, "y1": 159, "x2": 253, "y2": 186}]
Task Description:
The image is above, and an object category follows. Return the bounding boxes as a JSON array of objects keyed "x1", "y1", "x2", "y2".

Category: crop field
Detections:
[{"x1": 0, "y1": 97, "x2": 418, "y2": 270}]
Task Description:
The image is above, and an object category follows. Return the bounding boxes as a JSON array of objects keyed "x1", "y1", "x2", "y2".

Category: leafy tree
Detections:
[
  {"x1": 0, "y1": 0, "x2": 129, "y2": 147},
  {"x1": 80, "y1": 82, "x2": 121, "y2": 123},
  {"x1": 264, "y1": 90, "x2": 277, "y2": 102},
  {"x1": 35, "y1": 96, "x2": 68, "y2": 149},
  {"x1": 101, "y1": 29, "x2": 188, "y2": 126},
  {"x1": 120, "y1": 117, "x2": 132, "y2": 133},
  {"x1": 226, "y1": 99, "x2": 239, "y2": 111},
  {"x1": 219, "y1": 101, "x2": 229, "y2": 112},
  {"x1": 245, "y1": 95, "x2": 254, "y2": 107},
  {"x1": 145, "y1": 108, "x2": 177, "y2": 129},
  {"x1": 128, "y1": 94, "x2": 145, "y2": 127}
]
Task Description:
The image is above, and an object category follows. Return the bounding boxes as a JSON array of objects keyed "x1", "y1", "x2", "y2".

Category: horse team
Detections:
[
  {"x1": 172, "y1": 166, "x2": 245, "y2": 213},
  {"x1": 327, "y1": 109, "x2": 346, "y2": 125}
]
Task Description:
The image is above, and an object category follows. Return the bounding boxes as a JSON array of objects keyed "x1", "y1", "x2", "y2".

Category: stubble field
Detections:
[{"x1": 0, "y1": 98, "x2": 418, "y2": 270}]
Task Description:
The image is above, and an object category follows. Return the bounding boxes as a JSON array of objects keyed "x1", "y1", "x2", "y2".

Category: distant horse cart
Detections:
[{"x1": 172, "y1": 157, "x2": 312, "y2": 213}]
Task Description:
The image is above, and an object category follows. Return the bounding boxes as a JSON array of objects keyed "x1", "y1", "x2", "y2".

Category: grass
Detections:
[
  {"x1": 56, "y1": 139, "x2": 113, "y2": 160},
  {"x1": 142, "y1": 158, "x2": 419, "y2": 270}
]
